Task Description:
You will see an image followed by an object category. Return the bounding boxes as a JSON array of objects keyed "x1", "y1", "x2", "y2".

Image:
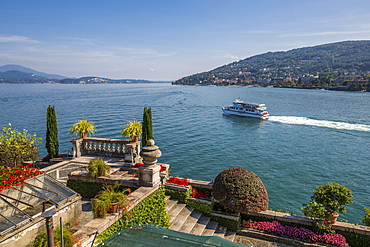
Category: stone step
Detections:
[
  {"x1": 166, "y1": 198, "x2": 178, "y2": 213},
  {"x1": 189, "y1": 215, "x2": 210, "y2": 235},
  {"x1": 202, "y1": 220, "x2": 219, "y2": 236},
  {"x1": 213, "y1": 225, "x2": 227, "y2": 238},
  {"x1": 224, "y1": 230, "x2": 237, "y2": 243},
  {"x1": 165, "y1": 196, "x2": 237, "y2": 242},
  {"x1": 169, "y1": 206, "x2": 194, "y2": 231},
  {"x1": 168, "y1": 202, "x2": 187, "y2": 224},
  {"x1": 178, "y1": 211, "x2": 202, "y2": 234}
]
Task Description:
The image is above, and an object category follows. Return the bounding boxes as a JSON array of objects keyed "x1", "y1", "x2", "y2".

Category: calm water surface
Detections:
[{"x1": 0, "y1": 83, "x2": 369, "y2": 223}]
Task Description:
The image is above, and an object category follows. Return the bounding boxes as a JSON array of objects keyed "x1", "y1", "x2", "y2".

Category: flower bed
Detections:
[
  {"x1": 190, "y1": 187, "x2": 211, "y2": 199},
  {"x1": 167, "y1": 176, "x2": 189, "y2": 186},
  {"x1": 0, "y1": 165, "x2": 44, "y2": 191},
  {"x1": 242, "y1": 219, "x2": 347, "y2": 247}
]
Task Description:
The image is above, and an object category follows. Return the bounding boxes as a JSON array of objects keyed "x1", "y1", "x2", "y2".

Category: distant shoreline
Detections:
[{"x1": 172, "y1": 83, "x2": 369, "y2": 92}]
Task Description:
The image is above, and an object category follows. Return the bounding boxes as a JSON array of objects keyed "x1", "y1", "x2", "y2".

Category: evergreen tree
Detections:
[
  {"x1": 142, "y1": 107, "x2": 153, "y2": 146},
  {"x1": 46, "y1": 105, "x2": 59, "y2": 159}
]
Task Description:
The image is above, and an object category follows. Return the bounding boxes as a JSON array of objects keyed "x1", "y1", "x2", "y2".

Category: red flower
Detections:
[
  {"x1": 167, "y1": 176, "x2": 189, "y2": 186},
  {"x1": 133, "y1": 163, "x2": 144, "y2": 167},
  {"x1": 159, "y1": 164, "x2": 166, "y2": 173},
  {"x1": 190, "y1": 187, "x2": 211, "y2": 199},
  {"x1": 0, "y1": 166, "x2": 44, "y2": 191}
]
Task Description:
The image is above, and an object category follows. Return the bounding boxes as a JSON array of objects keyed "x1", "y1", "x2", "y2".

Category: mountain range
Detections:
[
  {"x1": 0, "y1": 65, "x2": 156, "y2": 84},
  {"x1": 0, "y1": 64, "x2": 67, "y2": 80},
  {"x1": 173, "y1": 40, "x2": 370, "y2": 89}
]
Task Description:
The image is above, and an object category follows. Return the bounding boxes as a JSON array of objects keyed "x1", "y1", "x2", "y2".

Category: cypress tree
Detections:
[
  {"x1": 46, "y1": 105, "x2": 59, "y2": 159},
  {"x1": 142, "y1": 107, "x2": 153, "y2": 146}
]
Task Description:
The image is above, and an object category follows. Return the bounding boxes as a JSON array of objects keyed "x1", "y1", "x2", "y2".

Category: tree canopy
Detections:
[
  {"x1": 174, "y1": 40, "x2": 370, "y2": 91},
  {"x1": 0, "y1": 124, "x2": 41, "y2": 167},
  {"x1": 46, "y1": 105, "x2": 59, "y2": 158}
]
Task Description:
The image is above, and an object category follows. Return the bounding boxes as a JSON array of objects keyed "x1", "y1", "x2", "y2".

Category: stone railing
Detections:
[{"x1": 70, "y1": 137, "x2": 141, "y2": 162}]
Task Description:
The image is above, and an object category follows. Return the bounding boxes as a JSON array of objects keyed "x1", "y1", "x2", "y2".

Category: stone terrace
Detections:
[{"x1": 39, "y1": 156, "x2": 360, "y2": 247}]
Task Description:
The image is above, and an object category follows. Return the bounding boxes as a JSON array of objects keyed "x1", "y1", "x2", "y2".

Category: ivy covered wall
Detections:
[{"x1": 96, "y1": 187, "x2": 170, "y2": 243}]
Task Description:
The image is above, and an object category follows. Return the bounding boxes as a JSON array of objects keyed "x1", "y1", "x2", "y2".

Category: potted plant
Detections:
[
  {"x1": 301, "y1": 201, "x2": 325, "y2": 220},
  {"x1": 92, "y1": 183, "x2": 130, "y2": 218},
  {"x1": 312, "y1": 182, "x2": 354, "y2": 224},
  {"x1": 69, "y1": 118, "x2": 96, "y2": 138},
  {"x1": 87, "y1": 158, "x2": 111, "y2": 178},
  {"x1": 120, "y1": 119, "x2": 142, "y2": 142}
]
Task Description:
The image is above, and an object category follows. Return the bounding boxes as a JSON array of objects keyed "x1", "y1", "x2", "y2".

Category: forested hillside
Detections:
[{"x1": 174, "y1": 40, "x2": 370, "y2": 91}]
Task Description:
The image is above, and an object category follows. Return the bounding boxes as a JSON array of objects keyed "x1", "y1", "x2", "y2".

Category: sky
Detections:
[{"x1": 1, "y1": 0, "x2": 370, "y2": 81}]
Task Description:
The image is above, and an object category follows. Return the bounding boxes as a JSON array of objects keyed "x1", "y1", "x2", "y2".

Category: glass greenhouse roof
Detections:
[{"x1": 0, "y1": 173, "x2": 77, "y2": 235}]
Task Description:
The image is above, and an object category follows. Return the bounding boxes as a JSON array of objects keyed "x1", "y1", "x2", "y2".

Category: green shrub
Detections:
[
  {"x1": 301, "y1": 201, "x2": 325, "y2": 219},
  {"x1": 337, "y1": 230, "x2": 370, "y2": 247},
  {"x1": 362, "y1": 207, "x2": 370, "y2": 226},
  {"x1": 165, "y1": 187, "x2": 191, "y2": 203},
  {"x1": 185, "y1": 198, "x2": 213, "y2": 215},
  {"x1": 33, "y1": 232, "x2": 47, "y2": 247},
  {"x1": 87, "y1": 158, "x2": 111, "y2": 178},
  {"x1": 312, "y1": 182, "x2": 354, "y2": 214},
  {"x1": 92, "y1": 184, "x2": 130, "y2": 218},
  {"x1": 210, "y1": 212, "x2": 240, "y2": 232},
  {"x1": 0, "y1": 124, "x2": 41, "y2": 167},
  {"x1": 212, "y1": 167, "x2": 268, "y2": 213},
  {"x1": 33, "y1": 225, "x2": 76, "y2": 247},
  {"x1": 66, "y1": 180, "x2": 104, "y2": 198}
]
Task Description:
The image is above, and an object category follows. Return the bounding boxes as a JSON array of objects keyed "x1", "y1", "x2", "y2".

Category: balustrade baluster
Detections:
[{"x1": 71, "y1": 137, "x2": 138, "y2": 158}]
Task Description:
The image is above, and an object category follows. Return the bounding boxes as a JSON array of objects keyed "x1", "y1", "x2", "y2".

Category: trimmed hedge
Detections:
[
  {"x1": 165, "y1": 186, "x2": 191, "y2": 203},
  {"x1": 96, "y1": 187, "x2": 170, "y2": 244},
  {"x1": 186, "y1": 199, "x2": 213, "y2": 215},
  {"x1": 337, "y1": 230, "x2": 370, "y2": 247},
  {"x1": 66, "y1": 180, "x2": 104, "y2": 198},
  {"x1": 210, "y1": 212, "x2": 240, "y2": 232}
]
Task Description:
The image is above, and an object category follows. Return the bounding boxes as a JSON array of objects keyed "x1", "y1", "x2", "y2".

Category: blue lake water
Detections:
[{"x1": 0, "y1": 83, "x2": 369, "y2": 223}]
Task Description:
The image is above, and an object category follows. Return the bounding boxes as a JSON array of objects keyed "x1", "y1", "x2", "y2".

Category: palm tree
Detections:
[
  {"x1": 69, "y1": 119, "x2": 96, "y2": 138},
  {"x1": 120, "y1": 119, "x2": 142, "y2": 141}
]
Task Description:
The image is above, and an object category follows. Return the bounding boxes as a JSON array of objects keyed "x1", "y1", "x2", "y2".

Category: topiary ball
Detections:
[{"x1": 212, "y1": 167, "x2": 268, "y2": 213}]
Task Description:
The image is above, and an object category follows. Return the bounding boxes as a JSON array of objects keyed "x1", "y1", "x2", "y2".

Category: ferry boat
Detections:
[{"x1": 222, "y1": 99, "x2": 269, "y2": 118}]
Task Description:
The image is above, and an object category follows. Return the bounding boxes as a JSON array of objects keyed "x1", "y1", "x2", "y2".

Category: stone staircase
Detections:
[{"x1": 166, "y1": 196, "x2": 237, "y2": 243}]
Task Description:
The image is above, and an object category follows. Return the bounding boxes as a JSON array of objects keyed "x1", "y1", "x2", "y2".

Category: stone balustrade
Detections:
[{"x1": 70, "y1": 137, "x2": 140, "y2": 163}]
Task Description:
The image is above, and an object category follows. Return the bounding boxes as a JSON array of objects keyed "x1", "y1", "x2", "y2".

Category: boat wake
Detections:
[{"x1": 268, "y1": 116, "x2": 370, "y2": 132}]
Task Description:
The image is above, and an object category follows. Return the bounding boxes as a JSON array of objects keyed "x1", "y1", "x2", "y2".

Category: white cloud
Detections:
[
  {"x1": 239, "y1": 30, "x2": 274, "y2": 34},
  {"x1": 284, "y1": 30, "x2": 370, "y2": 37},
  {"x1": 0, "y1": 35, "x2": 40, "y2": 43}
]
